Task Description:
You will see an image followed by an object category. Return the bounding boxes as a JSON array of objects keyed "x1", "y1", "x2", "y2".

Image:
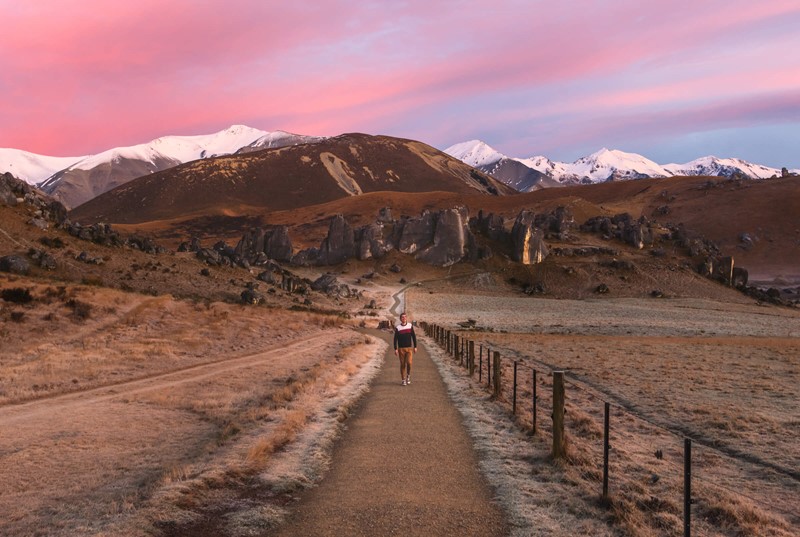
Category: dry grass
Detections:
[
  {"x1": 412, "y1": 289, "x2": 799, "y2": 537},
  {"x1": 0, "y1": 276, "x2": 385, "y2": 537},
  {"x1": 0, "y1": 277, "x2": 356, "y2": 404}
]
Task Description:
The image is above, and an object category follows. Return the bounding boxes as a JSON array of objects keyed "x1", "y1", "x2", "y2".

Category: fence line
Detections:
[{"x1": 419, "y1": 321, "x2": 798, "y2": 536}]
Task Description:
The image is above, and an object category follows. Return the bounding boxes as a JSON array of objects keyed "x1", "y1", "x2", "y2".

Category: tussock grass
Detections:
[
  {"x1": 131, "y1": 333, "x2": 386, "y2": 536},
  {"x1": 415, "y1": 290, "x2": 800, "y2": 536},
  {"x1": 0, "y1": 272, "x2": 388, "y2": 536}
]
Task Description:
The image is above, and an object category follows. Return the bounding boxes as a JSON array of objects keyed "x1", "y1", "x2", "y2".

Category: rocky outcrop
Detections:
[
  {"x1": 510, "y1": 211, "x2": 549, "y2": 265},
  {"x1": 0, "y1": 255, "x2": 31, "y2": 275},
  {"x1": 1, "y1": 172, "x2": 68, "y2": 226},
  {"x1": 311, "y1": 273, "x2": 362, "y2": 299},
  {"x1": 317, "y1": 214, "x2": 356, "y2": 265},
  {"x1": 535, "y1": 206, "x2": 574, "y2": 238},
  {"x1": 235, "y1": 226, "x2": 294, "y2": 264},
  {"x1": 355, "y1": 223, "x2": 391, "y2": 260},
  {"x1": 397, "y1": 211, "x2": 436, "y2": 254},
  {"x1": 280, "y1": 207, "x2": 484, "y2": 267},
  {"x1": 416, "y1": 207, "x2": 473, "y2": 267},
  {"x1": 473, "y1": 210, "x2": 507, "y2": 242},
  {"x1": 582, "y1": 213, "x2": 653, "y2": 249}
]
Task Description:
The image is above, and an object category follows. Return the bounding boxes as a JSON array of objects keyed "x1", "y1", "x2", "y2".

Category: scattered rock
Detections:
[
  {"x1": 241, "y1": 288, "x2": 264, "y2": 305},
  {"x1": 0, "y1": 255, "x2": 30, "y2": 275}
]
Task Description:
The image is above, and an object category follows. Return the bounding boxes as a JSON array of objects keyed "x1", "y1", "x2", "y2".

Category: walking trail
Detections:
[{"x1": 274, "y1": 328, "x2": 509, "y2": 536}]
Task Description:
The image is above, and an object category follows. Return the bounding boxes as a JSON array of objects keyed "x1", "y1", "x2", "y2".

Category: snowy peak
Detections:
[
  {"x1": 0, "y1": 148, "x2": 88, "y2": 185},
  {"x1": 569, "y1": 148, "x2": 671, "y2": 182},
  {"x1": 64, "y1": 125, "x2": 270, "y2": 174},
  {"x1": 446, "y1": 140, "x2": 792, "y2": 191},
  {"x1": 0, "y1": 125, "x2": 326, "y2": 209},
  {"x1": 444, "y1": 140, "x2": 506, "y2": 168},
  {"x1": 664, "y1": 156, "x2": 782, "y2": 180}
]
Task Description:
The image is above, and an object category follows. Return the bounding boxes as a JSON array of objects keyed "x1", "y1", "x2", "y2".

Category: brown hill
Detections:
[
  {"x1": 41, "y1": 154, "x2": 181, "y2": 210},
  {"x1": 69, "y1": 133, "x2": 515, "y2": 225},
  {"x1": 115, "y1": 174, "x2": 799, "y2": 284}
]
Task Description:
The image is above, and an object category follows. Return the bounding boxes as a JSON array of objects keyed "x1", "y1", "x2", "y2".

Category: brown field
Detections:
[
  {"x1": 0, "y1": 277, "x2": 386, "y2": 536},
  {"x1": 4, "y1": 167, "x2": 800, "y2": 535},
  {"x1": 409, "y1": 287, "x2": 800, "y2": 537}
]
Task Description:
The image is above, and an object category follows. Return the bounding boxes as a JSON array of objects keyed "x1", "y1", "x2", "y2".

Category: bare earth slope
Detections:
[{"x1": 69, "y1": 133, "x2": 514, "y2": 225}]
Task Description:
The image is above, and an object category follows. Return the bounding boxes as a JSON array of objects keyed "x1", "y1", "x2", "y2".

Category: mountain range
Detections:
[
  {"x1": 1, "y1": 126, "x2": 797, "y2": 209},
  {"x1": 444, "y1": 140, "x2": 796, "y2": 192},
  {"x1": 0, "y1": 126, "x2": 323, "y2": 208},
  {"x1": 67, "y1": 132, "x2": 513, "y2": 226}
]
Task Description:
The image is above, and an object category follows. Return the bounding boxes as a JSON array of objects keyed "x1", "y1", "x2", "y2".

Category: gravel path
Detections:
[{"x1": 273, "y1": 329, "x2": 509, "y2": 536}]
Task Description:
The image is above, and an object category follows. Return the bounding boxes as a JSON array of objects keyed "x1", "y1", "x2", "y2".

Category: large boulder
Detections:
[
  {"x1": 474, "y1": 210, "x2": 507, "y2": 242},
  {"x1": 356, "y1": 223, "x2": 391, "y2": 260},
  {"x1": 397, "y1": 211, "x2": 435, "y2": 254},
  {"x1": 0, "y1": 173, "x2": 20, "y2": 206},
  {"x1": 291, "y1": 247, "x2": 320, "y2": 267},
  {"x1": 416, "y1": 207, "x2": 474, "y2": 267},
  {"x1": 0, "y1": 255, "x2": 30, "y2": 275},
  {"x1": 264, "y1": 226, "x2": 293, "y2": 262},
  {"x1": 511, "y1": 211, "x2": 549, "y2": 265},
  {"x1": 535, "y1": 206, "x2": 574, "y2": 237},
  {"x1": 311, "y1": 273, "x2": 360, "y2": 299},
  {"x1": 235, "y1": 226, "x2": 293, "y2": 264},
  {"x1": 317, "y1": 214, "x2": 356, "y2": 265}
]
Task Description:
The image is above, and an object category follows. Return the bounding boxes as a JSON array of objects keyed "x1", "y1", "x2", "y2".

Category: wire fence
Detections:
[{"x1": 421, "y1": 322, "x2": 799, "y2": 537}]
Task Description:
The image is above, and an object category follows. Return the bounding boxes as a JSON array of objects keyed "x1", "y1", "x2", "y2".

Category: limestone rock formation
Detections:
[
  {"x1": 473, "y1": 210, "x2": 507, "y2": 242},
  {"x1": 235, "y1": 226, "x2": 294, "y2": 264},
  {"x1": 511, "y1": 211, "x2": 549, "y2": 265},
  {"x1": 356, "y1": 223, "x2": 391, "y2": 260},
  {"x1": 416, "y1": 207, "x2": 473, "y2": 267},
  {"x1": 317, "y1": 214, "x2": 356, "y2": 265},
  {"x1": 397, "y1": 211, "x2": 436, "y2": 254}
]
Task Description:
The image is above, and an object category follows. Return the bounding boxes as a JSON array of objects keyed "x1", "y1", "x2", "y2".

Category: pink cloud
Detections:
[{"x1": 0, "y1": 0, "x2": 798, "y2": 165}]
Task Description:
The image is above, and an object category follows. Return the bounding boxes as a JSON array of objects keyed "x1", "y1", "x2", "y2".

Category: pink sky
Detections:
[{"x1": 1, "y1": 0, "x2": 799, "y2": 167}]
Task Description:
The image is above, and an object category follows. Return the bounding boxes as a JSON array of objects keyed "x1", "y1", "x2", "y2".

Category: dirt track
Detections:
[
  {"x1": 273, "y1": 328, "x2": 509, "y2": 537},
  {"x1": 0, "y1": 333, "x2": 343, "y2": 536}
]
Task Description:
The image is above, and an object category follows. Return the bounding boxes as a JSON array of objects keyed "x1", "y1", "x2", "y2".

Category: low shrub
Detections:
[
  {"x1": 65, "y1": 298, "x2": 92, "y2": 320},
  {"x1": 1, "y1": 287, "x2": 33, "y2": 304}
]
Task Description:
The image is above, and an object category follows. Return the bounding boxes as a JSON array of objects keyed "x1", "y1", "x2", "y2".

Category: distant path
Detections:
[{"x1": 273, "y1": 328, "x2": 509, "y2": 536}]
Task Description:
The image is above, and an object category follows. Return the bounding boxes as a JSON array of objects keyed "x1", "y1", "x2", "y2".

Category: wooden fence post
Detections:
[
  {"x1": 492, "y1": 351, "x2": 502, "y2": 398},
  {"x1": 512, "y1": 361, "x2": 518, "y2": 414},
  {"x1": 532, "y1": 369, "x2": 537, "y2": 435},
  {"x1": 603, "y1": 402, "x2": 610, "y2": 500},
  {"x1": 469, "y1": 340, "x2": 475, "y2": 376},
  {"x1": 684, "y1": 438, "x2": 692, "y2": 537},
  {"x1": 552, "y1": 371, "x2": 566, "y2": 459},
  {"x1": 487, "y1": 349, "x2": 491, "y2": 387}
]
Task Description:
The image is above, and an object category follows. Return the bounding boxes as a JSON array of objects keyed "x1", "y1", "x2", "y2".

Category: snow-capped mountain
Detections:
[
  {"x1": 445, "y1": 140, "x2": 558, "y2": 191},
  {"x1": 238, "y1": 130, "x2": 326, "y2": 153},
  {"x1": 0, "y1": 125, "x2": 323, "y2": 209},
  {"x1": 445, "y1": 140, "x2": 793, "y2": 191},
  {"x1": 444, "y1": 140, "x2": 507, "y2": 169},
  {"x1": 551, "y1": 148, "x2": 672, "y2": 183},
  {"x1": 664, "y1": 156, "x2": 781, "y2": 180},
  {"x1": 39, "y1": 124, "x2": 272, "y2": 190},
  {"x1": 0, "y1": 148, "x2": 88, "y2": 185}
]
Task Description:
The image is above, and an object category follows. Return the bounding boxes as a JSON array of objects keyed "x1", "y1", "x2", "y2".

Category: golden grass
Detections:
[
  {"x1": 414, "y1": 290, "x2": 799, "y2": 537},
  {"x1": 0, "y1": 275, "x2": 385, "y2": 537}
]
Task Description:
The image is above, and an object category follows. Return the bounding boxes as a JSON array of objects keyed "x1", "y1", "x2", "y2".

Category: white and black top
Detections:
[{"x1": 393, "y1": 322, "x2": 417, "y2": 349}]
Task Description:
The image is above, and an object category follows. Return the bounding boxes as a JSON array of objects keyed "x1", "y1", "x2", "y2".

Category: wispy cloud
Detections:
[{"x1": 1, "y1": 0, "x2": 798, "y2": 166}]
